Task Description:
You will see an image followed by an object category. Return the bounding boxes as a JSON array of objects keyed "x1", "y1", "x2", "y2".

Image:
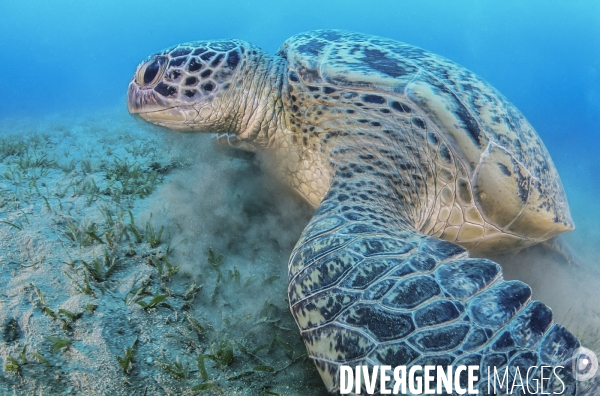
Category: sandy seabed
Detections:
[
  {"x1": 0, "y1": 109, "x2": 598, "y2": 395},
  {"x1": 0, "y1": 111, "x2": 325, "y2": 395}
]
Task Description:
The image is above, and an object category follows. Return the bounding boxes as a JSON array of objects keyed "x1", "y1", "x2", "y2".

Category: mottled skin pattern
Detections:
[{"x1": 128, "y1": 30, "x2": 585, "y2": 394}]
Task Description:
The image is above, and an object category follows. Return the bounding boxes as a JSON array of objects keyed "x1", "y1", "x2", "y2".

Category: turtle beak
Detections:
[
  {"x1": 127, "y1": 80, "x2": 170, "y2": 115},
  {"x1": 127, "y1": 81, "x2": 198, "y2": 127},
  {"x1": 137, "y1": 107, "x2": 188, "y2": 123}
]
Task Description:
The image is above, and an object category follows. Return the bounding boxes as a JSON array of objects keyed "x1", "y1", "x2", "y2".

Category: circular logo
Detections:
[{"x1": 572, "y1": 347, "x2": 599, "y2": 382}]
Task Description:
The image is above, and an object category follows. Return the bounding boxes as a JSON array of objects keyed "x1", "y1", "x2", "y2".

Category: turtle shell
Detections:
[{"x1": 278, "y1": 30, "x2": 573, "y2": 247}]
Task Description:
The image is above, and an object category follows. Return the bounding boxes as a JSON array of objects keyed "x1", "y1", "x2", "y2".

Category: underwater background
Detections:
[{"x1": 0, "y1": 0, "x2": 599, "y2": 394}]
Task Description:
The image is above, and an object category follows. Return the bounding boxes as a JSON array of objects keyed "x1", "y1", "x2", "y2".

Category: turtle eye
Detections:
[{"x1": 135, "y1": 56, "x2": 167, "y2": 87}]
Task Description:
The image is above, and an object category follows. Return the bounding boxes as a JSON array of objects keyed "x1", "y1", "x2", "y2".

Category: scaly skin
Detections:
[{"x1": 128, "y1": 30, "x2": 592, "y2": 395}]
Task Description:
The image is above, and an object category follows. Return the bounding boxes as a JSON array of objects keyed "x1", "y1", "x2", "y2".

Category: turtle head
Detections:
[{"x1": 128, "y1": 39, "x2": 269, "y2": 134}]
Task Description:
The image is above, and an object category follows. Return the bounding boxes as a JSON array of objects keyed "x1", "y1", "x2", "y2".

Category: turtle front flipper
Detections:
[{"x1": 288, "y1": 172, "x2": 583, "y2": 395}]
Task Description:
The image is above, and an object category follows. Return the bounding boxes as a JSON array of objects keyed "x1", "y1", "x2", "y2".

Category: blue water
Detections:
[{"x1": 2, "y1": 0, "x2": 598, "y2": 137}]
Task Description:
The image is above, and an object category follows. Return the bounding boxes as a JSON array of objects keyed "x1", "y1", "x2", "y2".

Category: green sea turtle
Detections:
[{"x1": 128, "y1": 30, "x2": 586, "y2": 394}]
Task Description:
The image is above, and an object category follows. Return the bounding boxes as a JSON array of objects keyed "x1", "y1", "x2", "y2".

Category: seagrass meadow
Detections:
[
  {"x1": 0, "y1": 113, "x2": 327, "y2": 394},
  {"x1": 0, "y1": 0, "x2": 599, "y2": 395}
]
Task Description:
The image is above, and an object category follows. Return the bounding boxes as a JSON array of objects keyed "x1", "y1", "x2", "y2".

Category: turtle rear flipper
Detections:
[{"x1": 288, "y1": 169, "x2": 582, "y2": 395}]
